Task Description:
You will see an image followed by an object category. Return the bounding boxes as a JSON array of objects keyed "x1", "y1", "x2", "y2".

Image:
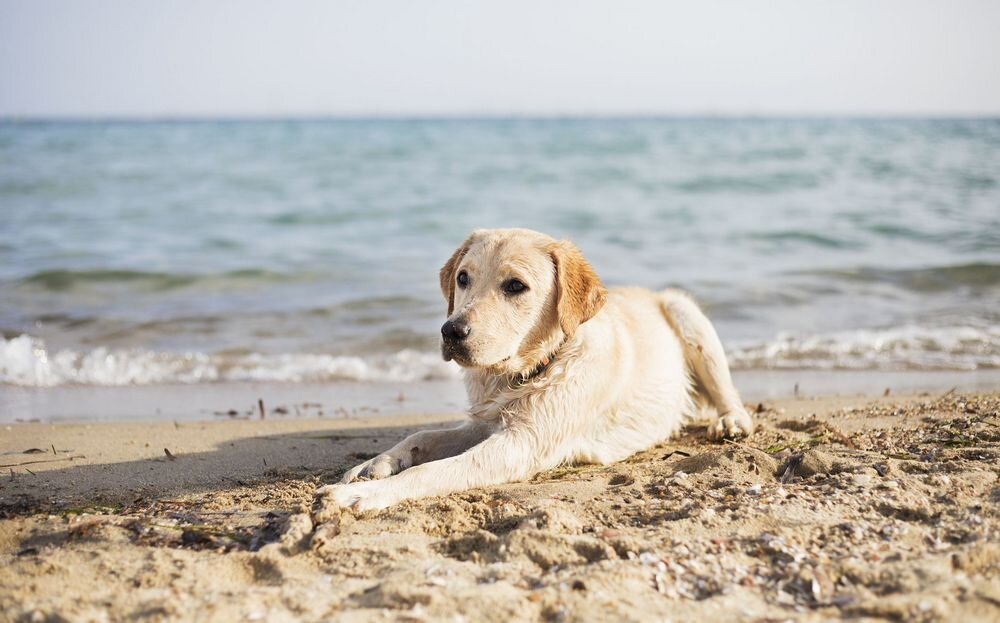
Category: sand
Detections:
[{"x1": 1, "y1": 391, "x2": 998, "y2": 622}]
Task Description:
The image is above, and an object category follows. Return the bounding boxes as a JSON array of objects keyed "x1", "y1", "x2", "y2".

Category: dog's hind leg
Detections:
[{"x1": 659, "y1": 289, "x2": 754, "y2": 440}]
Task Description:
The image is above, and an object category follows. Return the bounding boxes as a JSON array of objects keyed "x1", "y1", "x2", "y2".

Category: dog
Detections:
[{"x1": 316, "y1": 228, "x2": 753, "y2": 511}]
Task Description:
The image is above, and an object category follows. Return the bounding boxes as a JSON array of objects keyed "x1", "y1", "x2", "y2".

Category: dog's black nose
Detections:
[{"x1": 441, "y1": 319, "x2": 471, "y2": 341}]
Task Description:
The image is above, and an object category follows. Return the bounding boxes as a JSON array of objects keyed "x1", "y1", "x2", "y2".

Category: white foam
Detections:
[
  {"x1": 728, "y1": 323, "x2": 1000, "y2": 371},
  {"x1": 0, "y1": 334, "x2": 461, "y2": 387},
  {"x1": 3, "y1": 323, "x2": 998, "y2": 387}
]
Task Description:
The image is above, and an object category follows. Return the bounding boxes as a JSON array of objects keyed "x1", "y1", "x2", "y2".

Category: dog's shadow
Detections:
[{"x1": 0, "y1": 419, "x2": 450, "y2": 518}]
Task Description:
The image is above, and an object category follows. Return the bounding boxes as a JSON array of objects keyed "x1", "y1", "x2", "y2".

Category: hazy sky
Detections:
[{"x1": 2, "y1": 0, "x2": 999, "y2": 117}]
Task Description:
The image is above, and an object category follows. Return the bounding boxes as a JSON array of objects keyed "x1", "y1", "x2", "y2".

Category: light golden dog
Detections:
[{"x1": 317, "y1": 228, "x2": 753, "y2": 511}]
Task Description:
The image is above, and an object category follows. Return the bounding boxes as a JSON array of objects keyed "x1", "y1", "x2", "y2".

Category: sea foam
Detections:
[
  {"x1": 0, "y1": 334, "x2": 461, "y2": 387},
  {"x1": 728, "y1": 323, "x2": 1000, "y2": 371},
  {"x1": 3, "y1": 323, "x2": 999, "y2": 387}
]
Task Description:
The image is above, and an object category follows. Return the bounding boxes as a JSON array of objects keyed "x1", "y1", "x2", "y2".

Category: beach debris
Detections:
[
  {"x1": 883, "y1": 387, "x2": 891, "y2": 397},
  {"x1": 23, "y1": 448, "x2": 45, "y2": 454},
  {"x1": 258, "y1": 398, "x2": 266, "y2": 420},
  {"x1": 164, "y1": 448, "x2": 177, "y2": 461},
  {"x1": 608, "y1": 473, "x2": 635, "y2": 487},
  {"x1": 661, "y1": 450, "x2": 692, "y2": 460},
  {"x1": 0, "y1": 454, "x2": 87, "y2": 468}
]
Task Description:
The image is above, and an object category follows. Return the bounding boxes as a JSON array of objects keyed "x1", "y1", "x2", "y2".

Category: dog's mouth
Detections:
[
  {"x1": 441, "y1": 343, "x2": 512, "y2": 368},
  {"x1": 441, "y1": 341, "x2": 470, "y2": 365}
]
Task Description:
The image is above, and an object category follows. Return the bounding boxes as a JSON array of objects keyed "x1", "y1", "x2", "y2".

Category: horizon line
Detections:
[{"x1": 3, "y1": 111, "x2": 1000, "y2": 123}]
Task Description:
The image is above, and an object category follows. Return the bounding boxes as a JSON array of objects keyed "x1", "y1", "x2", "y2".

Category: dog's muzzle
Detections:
[{"x1": 440, "y1": 318, "x2": 471, "y2": 362}]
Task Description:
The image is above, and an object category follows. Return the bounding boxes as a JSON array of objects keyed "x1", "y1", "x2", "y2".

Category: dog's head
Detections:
[{"x1": 438, "y1": 228, "x2": 607, "y2": 375}]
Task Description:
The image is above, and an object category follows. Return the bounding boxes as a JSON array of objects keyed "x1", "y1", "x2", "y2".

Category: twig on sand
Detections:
[
  {"x1": 723, "y1": 438, "x2": 761, "y2": 453},
  {"x1": 0, "y1": 455, "x2": 86, "y2": 468},
  {"x1": 164, "y1": 448, "x2": 177, "y2": 461},
  {"x1": 259, "y1": 399, "x2": 266, "y2": 420}
]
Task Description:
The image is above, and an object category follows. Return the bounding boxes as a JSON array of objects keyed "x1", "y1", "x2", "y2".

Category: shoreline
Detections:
[
  {"x1": 2, "y1": 368, "x2": 999, "y2": 424},
  {"x1": 1, "y1": 391, "x2": 998, "y2": 621}
]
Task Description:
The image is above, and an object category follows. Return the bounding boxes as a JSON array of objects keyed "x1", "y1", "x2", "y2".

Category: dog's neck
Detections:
[
  {"x1": 513, "y1": 345, "x2": 559, "y2": 385},
  {"x1": 509, "y1": 327, "x2": 566, "y2": 382},
  {"x1": 463, "y1": 333, "x2": 569, "y2": 419}
]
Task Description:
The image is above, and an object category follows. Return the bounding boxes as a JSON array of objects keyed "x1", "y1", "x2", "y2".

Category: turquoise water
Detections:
[{"x1": 1, "y1": 118, "x2": 999, "y2": 386}]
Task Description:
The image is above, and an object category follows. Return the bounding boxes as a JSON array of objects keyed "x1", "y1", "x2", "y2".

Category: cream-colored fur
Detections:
[{"x1": 317, "y1": 228, "x2": 753, "y2": 511}]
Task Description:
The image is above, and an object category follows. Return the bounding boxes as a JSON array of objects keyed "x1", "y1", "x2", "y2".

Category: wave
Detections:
[
  {"x1": 673, "y1": 171, "x2": 821, "y2": 194},
  {"x1": 728, "y1": 324, "x2": 1000, "y2": 371},
  {"x1": 746, "y1": 230, "x2": 859, "y2": 249},
  {"x1": 0, "y1": 335, "x2": 460, "y2": 387},
  {"x1": 801, "y1": 262, "x2": 1000, "y2": 293},
  {"x1": 15, "y1": 268, "x2": 301, "y2": 292},
  {"x1": 4, "y1": 322, "x2": 998, "y2": 387}
]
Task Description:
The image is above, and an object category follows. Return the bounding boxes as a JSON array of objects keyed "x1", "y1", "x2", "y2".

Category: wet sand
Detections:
[{"x1": 1, "y1": 392, "x2": 998, "y2": 621}]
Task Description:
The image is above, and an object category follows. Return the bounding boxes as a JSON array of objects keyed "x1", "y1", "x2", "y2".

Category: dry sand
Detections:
[{"x1": 1, "y1": 392, "x2": 998, "y2": 622}]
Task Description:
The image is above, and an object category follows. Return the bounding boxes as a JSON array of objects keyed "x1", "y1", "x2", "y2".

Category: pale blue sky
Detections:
[{"x1": 2, "y1": 0, "x2": 999, "y2": 117}]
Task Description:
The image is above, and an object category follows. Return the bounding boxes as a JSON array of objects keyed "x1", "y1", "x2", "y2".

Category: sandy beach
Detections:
[{"x1": 1, "y1": 391, "x2": 998, "y2": 622}]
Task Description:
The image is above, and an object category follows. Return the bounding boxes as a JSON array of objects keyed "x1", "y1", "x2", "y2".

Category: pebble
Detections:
[{"x1": 852, "y1": 474, "x2": 873, "y2": 487}]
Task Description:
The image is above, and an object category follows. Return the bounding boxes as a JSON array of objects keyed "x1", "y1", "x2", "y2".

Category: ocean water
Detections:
[{"x1": 1, "y1": 118, "x2": 999, "y2": 388}]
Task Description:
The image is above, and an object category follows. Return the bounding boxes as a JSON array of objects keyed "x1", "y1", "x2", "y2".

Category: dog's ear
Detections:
[
  {"x1": 439, "y1": 233, "x2": 477, "y2": 316},
  {"x1": 548, "y1": 240, "x2": 607, "y2": 336}
]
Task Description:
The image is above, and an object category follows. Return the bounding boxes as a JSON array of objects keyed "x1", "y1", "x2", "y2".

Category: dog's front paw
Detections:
[
  {"x1": 315, "y1": 481, "x2": 396, "y2": 513},
  {"x1": 707, "y1": 408, "x2": 754, "y2": 441},
  {"x1": 340, "y1": 453, "x2": 406, "y2": 483}
]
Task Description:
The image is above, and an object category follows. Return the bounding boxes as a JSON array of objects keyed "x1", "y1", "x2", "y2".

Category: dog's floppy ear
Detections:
[
  {"x1": 548, "y1": 240, "x2": 607, "y2": 336},
  {"x1": 439, "y1": 233, "x2": 477, "y2": 316}
]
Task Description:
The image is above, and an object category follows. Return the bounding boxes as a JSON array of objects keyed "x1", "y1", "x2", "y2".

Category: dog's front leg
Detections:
[
  {"x1": 316, "y1": 423, "x2": 545, "y2": 512},
  {"x1": 340, "y1": 420, "x2": 493, "y2": 482}
]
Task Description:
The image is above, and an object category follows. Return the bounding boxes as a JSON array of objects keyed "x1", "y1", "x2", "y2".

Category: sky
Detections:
[{"x1": 1, "y1": 0, "x2": 999, "y2": 118}]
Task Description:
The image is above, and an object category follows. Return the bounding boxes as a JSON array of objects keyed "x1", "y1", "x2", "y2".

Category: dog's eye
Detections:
[
  {"x1": 457, "y1": 271, "x2": 469, "y2": 288},
  {"x1": 503, "y1": 279, "x2": 527, "y2": 295}
]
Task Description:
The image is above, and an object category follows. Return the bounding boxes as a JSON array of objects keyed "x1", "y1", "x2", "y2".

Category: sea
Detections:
[{"x1": 1, "y1": 118, "x2": 999, "y2": 418}]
